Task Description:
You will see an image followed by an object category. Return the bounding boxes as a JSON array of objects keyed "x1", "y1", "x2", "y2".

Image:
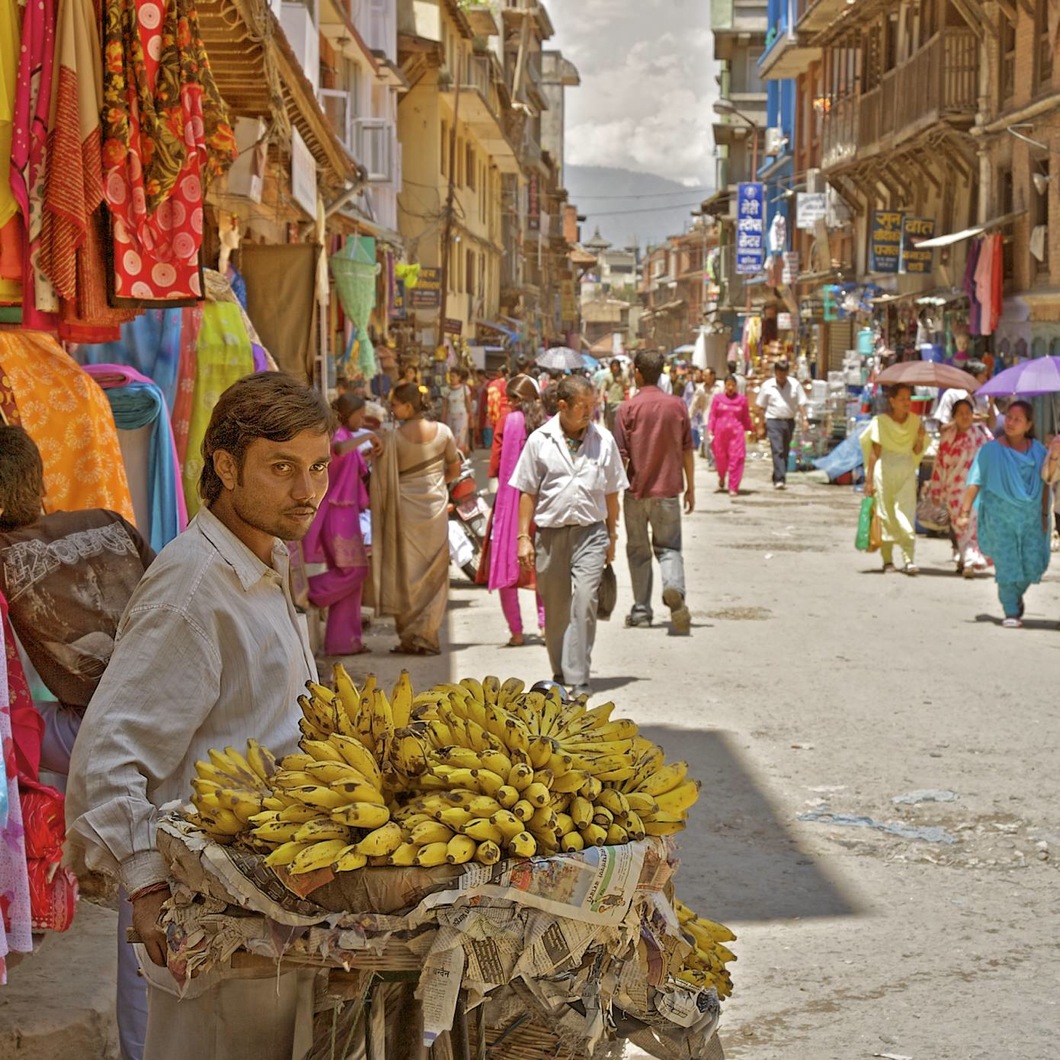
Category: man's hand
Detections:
[
  {"x1": 131, "y1": 887, "x2": 170, "y2": 967},
  {"x1": 684, "y1": 488, "x2": 695, "y2": 514},
  {"x1": 606, "y1": 533, "x2": 617, "y2": 565},
  {"x1": 517, "y1": 534, "x2": 535, "y2": 571}
]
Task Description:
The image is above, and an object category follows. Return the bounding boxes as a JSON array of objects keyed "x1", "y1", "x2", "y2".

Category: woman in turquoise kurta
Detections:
[
  {"x1": 955, "y1": 400, "x2": 1050, "y2": 628},
  {"x1": 861, "y1": 384, "x2": 927, "y2": 573}
]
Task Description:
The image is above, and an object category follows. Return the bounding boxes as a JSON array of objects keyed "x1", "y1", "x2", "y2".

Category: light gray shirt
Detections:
[
  {"x1": 65, "y1": 506, "x2": 314, "y2": 894},
  {"x1": 756, "y1": 377, "x2": 808, "y2": 420},
  {"x1": 509, "y1": 416, "x2": 628, "y2": 527}
]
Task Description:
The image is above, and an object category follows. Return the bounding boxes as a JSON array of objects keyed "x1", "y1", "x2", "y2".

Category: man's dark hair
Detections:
[
  {"x1": 556, "y1": 374, "x2": 594, "y2": 406},
  {"x1": 0, "y1": 426, "x2": 45, "y2": 530},
  {"x1": 726, "y1": 359, "x2": 738, "y2": 373},
  {"x1": 514, "y1": 355, "x2": 532, "y2": 377},
  {"x1": 199, "y1": 373, "x2": 334, "y2": 505},
  {"x1": 634, "y1": 349, "x2": 664, "y2": 386}
]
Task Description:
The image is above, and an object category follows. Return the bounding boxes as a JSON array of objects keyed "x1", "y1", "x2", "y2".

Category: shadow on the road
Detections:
[
  {"x1": 640, "y1": 725, "x2": 861, "y2": 923},
  {"x1": 587, "y1": 675, "x2": 644, "y2": 694},
  {"x1": 973, "y1": 612, "x2": 1058, "y2": 631}
]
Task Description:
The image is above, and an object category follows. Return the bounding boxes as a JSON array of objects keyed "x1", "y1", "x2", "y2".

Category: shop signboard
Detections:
[
  {"x1": 443, "y1": 317, "x2": 463, "y2": 336},
  {"x1": 795, "y1": 192, "x2": 826, "y2": 231},
  {"x1": 900, "y1": 216, "x2": 936, "y2": 274},
  {"x1": 869, "y1": 211, "x2": 903, "y2": 273},
  {"x1": 409, "y1": 266, "x2": 441, "y2": 309},
  {"x1": 735, "y1": 183, "x2": 765, "y2": 276}
]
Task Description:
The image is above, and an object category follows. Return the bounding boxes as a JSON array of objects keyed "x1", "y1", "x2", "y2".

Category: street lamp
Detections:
[{"x1": 714, "y1": 98, "x2": 759, "y2": 181}]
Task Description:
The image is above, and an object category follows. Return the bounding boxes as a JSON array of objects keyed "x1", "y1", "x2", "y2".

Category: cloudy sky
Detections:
[{"x1": 550, "y1": 0, "x2": 718, "y2": 187}]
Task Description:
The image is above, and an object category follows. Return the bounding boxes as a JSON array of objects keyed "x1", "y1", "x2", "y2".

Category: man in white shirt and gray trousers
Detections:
[
  {"x1": 756, "y1": 357, "x2": 809, "y2": 489},
  {"x1": 66, "y1": 373, "x2": 334, "y2": 1060},
  {"x1": 511, "y1": 374, "x2": 628, "y2": 697}
]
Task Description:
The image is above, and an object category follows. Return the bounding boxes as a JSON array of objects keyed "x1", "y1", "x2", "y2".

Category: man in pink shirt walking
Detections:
[{"x1": 613, "y1": 350, "x2": 695, "y2": 633}]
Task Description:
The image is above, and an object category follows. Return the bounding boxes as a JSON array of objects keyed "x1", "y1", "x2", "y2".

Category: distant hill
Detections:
[{"x1": 563, "y1": 165, "x2": 712, "y2": 250}]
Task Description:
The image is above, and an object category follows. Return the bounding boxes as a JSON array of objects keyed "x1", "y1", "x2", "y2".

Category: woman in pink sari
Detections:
[
  {"x1": 708, "y1": 375, "x2": 753, "y2": 496},
  {"x1": 926, "y1": 397, "x2": 992, "y2": 577},
  {"x1": 488, "y1": 375, "x2": 545, "y2": 646},
  {"x1": 302, "y1": 395, "x2": 371, "y2": 655}
]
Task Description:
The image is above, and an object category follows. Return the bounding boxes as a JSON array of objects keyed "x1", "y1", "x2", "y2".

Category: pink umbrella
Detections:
[
  {"x1": 976, "y1": 356, "x2": 1060, "y2": 398},
  {"x1": 875, "y1": 362, "x2": 980, "y2": 391}
]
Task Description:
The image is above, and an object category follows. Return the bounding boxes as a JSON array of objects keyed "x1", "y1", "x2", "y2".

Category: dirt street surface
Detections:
[
  {"x1": 3, "y1": 443, "x2": 1058, "y2": 1059},
  {"x1": 381, "y1": 444, "x2": 1060, "y2": 1060}
]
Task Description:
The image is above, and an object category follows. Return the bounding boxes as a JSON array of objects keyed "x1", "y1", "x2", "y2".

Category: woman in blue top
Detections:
[{"x1": 954, "y1": 400, "x2": 1050, "y2": 628}]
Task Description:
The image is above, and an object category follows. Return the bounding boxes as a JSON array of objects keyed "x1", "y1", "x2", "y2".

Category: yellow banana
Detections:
[
  {"x1": 391, "y1": 732, "x2": 428, "y2": 777},
  {"x1": 353, "y1": 821, "x2": 406, "y2": 856},
  {"x1": 497, "y1": 677, "x2": 525, "y2": 709},
  {"x1": 506, "y1": 831, "x2": 537, "y2": 857},
  {"x1": 333, "y1": 847, "x2": 369, "y2": 872},
  {"x1": 653, "y1": 779, "x2": 701, "y2": 815},
  {"x1": 370, "y1": 688, "x2": 394, "y2": 745},
  {"x1": 508, "y1": 763, "x2": 534, "y2": 792},
  {"x1": 332, "y1": 662, "x2": 361, "y2": 723},
  {"x1": 523, "y1": 782, "x2": 551, "y2": 808},
  {"x1": 286, "y1": 785, "x2": 348, "y2": 810},
  {"x1": 300, "y1": 740, "x2": 345, "y2": 764},
  {"x1": 264, "y1": 841, "x2": 312, "y2": 868},
  {"x1": 554, "y1": 812, "x2": 576, "y2": 836},
  {"x1": 489, "y1": 809, "x2": 524, "y2": 840},
  {"x1": 579, "y1": 776, "x2": 603, "y2": 801},
  {"x1": 560, "y1": 831, "x2": 585, "y2": 852},
  {"x1": 642, "y1": 816, "x2": 685, "y2": 836},
  {"x1": 471, "y1": 768, "x2": 506, "y2": 797},
  {"x1": 638, "y1": 761, "x2": 689, "y2": 797},
  {"x1": 478, "y1": 750, "x2": 514, "y2": 777},
  {"x1": 388, "y1": 841, "x2": 420, "y2": 866},
  {"x1": 434, "y1": 747, "x2": 483, "y2": 770},
  {"x1": 330, "y1": 802, "x2": 391, "y2": 829},
  {"x1": 481, "y1": 675, "x2": 501, "y2": 708},
  {"x1": 289, "y1": 839, "x2": 349, "y2": 874},
  {"x1": 551, "y1": 769, "x2": 589, "y2": 794},
  {"x1": 580, "y1": 823, "x2": 608, "y2": 847},
  {"x1": 461, "y1": 817, "x2": 504, "y2": 843},
  {"x1": 596, "y1": 789, "x2": 630, "y2": 816},
  {"x1": 294, "y1": 819, "x2": 352, "y2": 843},
  {"x1": 303, "y1": 761, "x2": 373, "y2": 787},
  {"x1": 446, "y1": 834, "x2": 477, "y2": 864},
  {"x1": 411, "y1": 820, "x2": 456, "y2": 845},
  {"x1": 605, "y1": 822, "x2": 628, "y2": 845},
  {"x1": 625, "y1": 792, "x2": 659, "y2": 815},
  {"x1": 245, "y1": 739, "x2": 277, "y2": 782},
  {"x1": 624, "y1": 811, "x2": 646, "y2": 840},
  {"x1": 475, "y1": 839, "x2": 502, "y2": 865},
  {"x1": 570, "y1": 796, "x2": 594, "y2": 830},
  {"x1": 330, "y1": 735, "x2": 383, "y2": 786},
  {"x1": 512, "y1": 799, "x2": 534, "y2": 822},
  {"x1": 329, "y1": 782, "x2": 387, "y2": 806},
  {"x1": 437, "y1": 807, "x2": 474, "y2": 830},
  {"x1": 391, "y1": 670, "x2": 413, "y2": 729},
  {"x1": 251, "y1": 820, "x2": 304, "y2": 844},
  {"x1": 415, "y1": 841, "x2": 451, "y2": 867},
  {"x1": 278, "y1": 803, "x2": 325, "y2": 824},
  {"x1": 528, "y1": 735, "x2": 554, "y2": 769},
  {"x1": 494, "y1": 784, "x2": 520, "y2": 809},
  {"x1": 529, "y1": 806, "x2": 557, "y2": 834},
  {"x1": 277, "y1": 753, "x2": 314, "y2": 772}
]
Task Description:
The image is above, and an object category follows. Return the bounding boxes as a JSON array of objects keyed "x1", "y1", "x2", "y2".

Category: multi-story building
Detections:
[{"x1": 753, "y1": 0, "x2": 1059, "y2": 389}]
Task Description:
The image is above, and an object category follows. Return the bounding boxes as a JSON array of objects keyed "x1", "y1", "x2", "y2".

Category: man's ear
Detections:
[{"x1": 213, "y1": 449, "x2": 239, "y2": 491}]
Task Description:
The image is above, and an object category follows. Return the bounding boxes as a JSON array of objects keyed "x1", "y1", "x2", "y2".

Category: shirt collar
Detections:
[{"x1": 194, "y1": 506, "x2": 288, "y2": 592}]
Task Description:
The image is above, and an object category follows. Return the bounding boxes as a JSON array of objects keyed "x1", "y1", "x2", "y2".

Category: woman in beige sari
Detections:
[{"x1": 371, "y1": 382, "x2": 461, "y2": 654}]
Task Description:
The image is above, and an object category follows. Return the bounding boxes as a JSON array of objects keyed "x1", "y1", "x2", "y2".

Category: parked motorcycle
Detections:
[{"x1": 447, "y1": 457, "x2": 491, "y2": 581}]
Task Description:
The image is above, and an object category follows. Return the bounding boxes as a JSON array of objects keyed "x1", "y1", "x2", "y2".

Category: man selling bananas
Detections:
[{"x1": 65, "y1": 373, "x2": 334, "y2": 1060}]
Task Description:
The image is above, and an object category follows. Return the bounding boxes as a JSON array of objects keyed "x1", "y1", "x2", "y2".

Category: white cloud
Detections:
[{"x1": 550, "y1": 2, "x2": 717, "y2": 184}]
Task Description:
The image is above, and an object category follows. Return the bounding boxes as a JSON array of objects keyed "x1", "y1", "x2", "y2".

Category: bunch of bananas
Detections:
[
  {"x1": 672, "y1": 898, "x2": 737, "y2": 999},
  {"x1": 188, "y1": 740, "x2": 276, "y2": 841},
  {"x1": 184, "y1": 668, "x2": 703, "y2": 876}
]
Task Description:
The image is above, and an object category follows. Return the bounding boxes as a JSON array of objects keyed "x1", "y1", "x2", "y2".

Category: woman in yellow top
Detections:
[{"x1": 861, "y1": 383, "x2": 927, "y2": 574}]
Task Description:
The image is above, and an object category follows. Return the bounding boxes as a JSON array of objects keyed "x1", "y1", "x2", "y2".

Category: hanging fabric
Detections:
[
  {"x1": 7, "y1": 0, "x2": 58, "y2": 328},
  {"x1": 331, "y1": 236, "x2": 379, "y2": 379},
  {"x1": 0, "y1": 0, "x2": 22, "y2": 306},
  {"x1": 83, "y1": 364, "x2": 188, "y2": 552},
  {"x1": 0, "y1": 597, "x2": 36, "y2": 981},
  {"x1": 101, "y1": 0, "x2": 236, "y2": 304},
  {"x1": 181, "y1": 302, "x2": 254, "y2": 515},
  {"x1": 0, "y1": 330, "x2": 135, "y2": 522}
]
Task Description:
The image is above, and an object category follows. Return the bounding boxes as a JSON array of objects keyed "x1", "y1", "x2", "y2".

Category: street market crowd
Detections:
[{"x1": 0, "y1": 343, "x2": 1059, "y2": 1057}]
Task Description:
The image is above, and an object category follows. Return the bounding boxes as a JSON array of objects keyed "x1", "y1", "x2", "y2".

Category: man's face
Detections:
[
  {"x1": 225, "y1": 430, "x2": 331, "y2": 544},
  {"x1": 558, "y1": 391, "x2": 594, "y2": 434},
  {"x1": 775, "y1": 366, "x2": 788, "y2": 384}
]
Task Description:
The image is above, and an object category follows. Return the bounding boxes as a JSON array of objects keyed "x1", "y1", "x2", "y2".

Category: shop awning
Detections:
[{"x1": 915, "y1": 210, "x2": 1026, "y2": 249}]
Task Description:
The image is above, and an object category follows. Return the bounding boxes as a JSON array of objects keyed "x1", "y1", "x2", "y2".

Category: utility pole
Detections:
[{"x1": 438, "y1": 71, "x2": 462, "y2": 349}]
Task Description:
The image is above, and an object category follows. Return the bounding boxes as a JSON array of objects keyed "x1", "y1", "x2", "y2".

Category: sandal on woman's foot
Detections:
[
  {"x1": 505, "y1": 634, "x2": 525, "y2": 647},
  {"x1": 882, "y1": 563, "x2": 897, "y2": 573},
  {"x1": 346, "y1": 644, "x2": 371, "y2": 655},
  {"x1": 904, "y1": 564, "x2": 920, "y2": 576},
  {"x1": 390, "y1": 644, "x2": 437, "y2": 656},
  {"x1": 1002, "y1": 617, "x2": 1022, "y2": 629}
]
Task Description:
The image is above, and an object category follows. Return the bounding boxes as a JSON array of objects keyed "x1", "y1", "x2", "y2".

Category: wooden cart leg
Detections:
[
  {"x1": 366, "y1": 978, "x2": 387, "y2": 1060},
  {"x1": 450, "y1": 993, "x2": 471, "y2": 1060},
  {"x1": 475, "y1": 1003, "x2": 486, "y2": 1060}
]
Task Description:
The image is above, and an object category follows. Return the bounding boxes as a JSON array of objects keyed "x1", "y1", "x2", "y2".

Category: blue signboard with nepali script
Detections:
[{"x1": 735, "y1": 183, "x2": 765, "y2": 275}]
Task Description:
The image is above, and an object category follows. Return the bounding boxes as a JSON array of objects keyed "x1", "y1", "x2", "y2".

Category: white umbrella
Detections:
[
  {"x1": 692, "y1": 330, "x2": 708, "y2": 370},
  {"x1": 536, "y1": 346, "x2": 586, "y2": 372}
]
